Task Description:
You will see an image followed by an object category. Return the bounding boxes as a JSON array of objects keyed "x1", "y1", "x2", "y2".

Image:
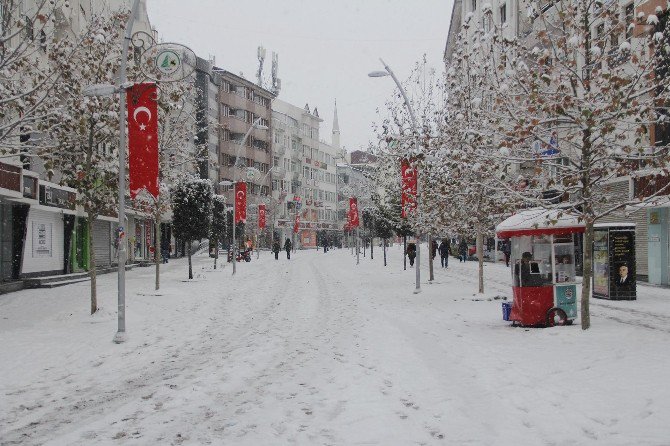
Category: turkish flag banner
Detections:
[
  {"x1": 348, "y1": 197, "x2": 360, "y2": 228},
  {"x1": 127, "y1": 83, "x2": 159, "y2": 199},
  {"x1": 401, "y1": 158, "x2": 417, "y2": 218},
  {"x1": 235, "y1": 182, "x2": 247, "y2": 224},
  {"x1": 293, "y1": 213, "x2": 300, "y2": 233},
  {"x1": 258, "y1": 203, "x2": 266, "y2": 229}
]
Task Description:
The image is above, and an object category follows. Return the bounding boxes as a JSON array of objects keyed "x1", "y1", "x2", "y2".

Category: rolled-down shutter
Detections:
[{"x1": 92, "y1": 220, "x2": 111, "y2": 268}]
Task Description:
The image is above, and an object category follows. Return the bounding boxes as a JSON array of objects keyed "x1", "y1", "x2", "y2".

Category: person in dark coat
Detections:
[
  {"x1": 284, "y1": 238, "x2": 292, "y2": 259},
  {"x1": 502, "y1": 242, "x2": 511, "y2": 267},
  {"x1": 406, "y1": 242, "x2": 417, "y2": 267},
  {"x1": 438, "y1": 239, "x2": 449, "y2": 268},
  {"x1": 431, "y1": 239, "x2": 438, "y2": 260},
  {"x1": 458, "y1": 239, "x2": 468, "y2": 262},
  {"x1": 272, "y1": 239, "x2": 281, "y2": 260}
]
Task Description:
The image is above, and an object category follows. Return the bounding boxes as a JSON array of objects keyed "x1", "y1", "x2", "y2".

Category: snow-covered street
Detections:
[{"x1": 1, "y1": 245, "x2": 669, "y2": 445}]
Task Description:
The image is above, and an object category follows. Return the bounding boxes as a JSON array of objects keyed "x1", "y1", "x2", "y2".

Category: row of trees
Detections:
[
  {"x1": 371, "y1": 0, "x2": 670, "y2": 330},
  {"x1": 2, "y1": 3, "x2": 211, "y2": 312}
]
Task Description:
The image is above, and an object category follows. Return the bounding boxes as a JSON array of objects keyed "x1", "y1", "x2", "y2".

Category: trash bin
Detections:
[{"x1": 502, "y1": 302, "x2": 511, "y2": 321}]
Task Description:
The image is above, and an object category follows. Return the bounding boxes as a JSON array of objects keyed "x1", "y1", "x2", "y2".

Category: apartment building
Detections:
[
  {"x1": 194, "y1": 57, "x2": 221, "y2": 182},
  {"x1": 217, "y1": 71, "x2": 275, "y2": 234},
  {"x1": 271, "y1": 100, "x2": 340, "y2": 248},
  {"x1": 1, "y1": 0, "x2": 156, "y2": 287}
]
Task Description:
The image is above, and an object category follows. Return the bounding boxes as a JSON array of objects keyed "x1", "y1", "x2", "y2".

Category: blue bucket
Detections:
[{"x1": 502, "y1": 302, "x2": 511, "y2": 321}]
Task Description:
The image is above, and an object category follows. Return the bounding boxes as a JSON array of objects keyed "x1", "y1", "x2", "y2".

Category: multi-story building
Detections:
[
  {"x1": 217, "y1": 70, "x2": 275, "y2": 242},
  {"x1": 0, "y1": 0, "x2": 155, "y2": 288},
  {"x1": 194, "y1": 57, "x2": 221, "y2": 182},
  {"x1": 271, "y1": 100, "x2": 340, "y2": 248}
]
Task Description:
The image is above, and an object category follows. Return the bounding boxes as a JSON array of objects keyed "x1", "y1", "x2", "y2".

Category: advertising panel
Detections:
[{"x1": 593, "y1": 230, "x2": 609, "y2": 298}]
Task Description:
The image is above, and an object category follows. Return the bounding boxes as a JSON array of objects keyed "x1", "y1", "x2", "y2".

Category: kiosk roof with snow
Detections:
[{"x1": 496, "y1": 208, "x2": 585, "y2": 239}]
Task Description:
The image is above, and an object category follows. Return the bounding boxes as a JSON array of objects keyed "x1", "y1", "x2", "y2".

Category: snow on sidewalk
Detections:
[{"x1": 1, "y1": 245, "x2": 669, "y2": 445}]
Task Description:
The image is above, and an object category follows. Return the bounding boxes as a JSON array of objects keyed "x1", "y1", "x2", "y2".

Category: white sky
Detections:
[{"x1": 146, "y1": 0, "x2": 454, "y2": 152}]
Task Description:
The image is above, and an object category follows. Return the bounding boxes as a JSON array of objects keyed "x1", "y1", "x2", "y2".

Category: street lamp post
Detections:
[
  {"x1": 222, "y1": 117, "x2": 268, "y2": 275},
  {"x1": 369, "y1": 58, "x2": 422, "y2": 294},
  {"x1": 83, "y1": 0, "x2": 139, "y2": 342}
]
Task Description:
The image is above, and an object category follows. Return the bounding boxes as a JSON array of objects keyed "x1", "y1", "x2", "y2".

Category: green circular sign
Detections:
[{"x1": 155, "y1": 50, "x2": 181, "y2": 76}]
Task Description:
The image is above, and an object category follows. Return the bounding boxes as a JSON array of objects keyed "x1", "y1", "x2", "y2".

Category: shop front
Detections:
[
  {"x1": 646, "y1": 207, "x2": 669, "y2": 286},
  {"x1": 0, "y1": 162, "x2": 36, "y2": 281},
  {"x1": 21, "y1": 181, "x2": 77, "y2": 278},
  {"x1": 129, "y1": 216, "x2": 155, "y2": 262}
]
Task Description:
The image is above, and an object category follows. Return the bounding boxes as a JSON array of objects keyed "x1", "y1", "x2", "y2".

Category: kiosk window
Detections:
[{"x1": 530, "y1": 262, "x2": 540, "y2": 274}]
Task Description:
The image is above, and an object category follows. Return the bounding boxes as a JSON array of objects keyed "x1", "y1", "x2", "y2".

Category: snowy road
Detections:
[{"x1": 1, "y1": 245, "x2": 669, "y2": 445}]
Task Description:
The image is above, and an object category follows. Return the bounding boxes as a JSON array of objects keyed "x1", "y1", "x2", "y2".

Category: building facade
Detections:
[
  {"x1": 271, "y1": 100, "x2": 341, "y2": 249},
  {"x1": 217, "y1": 70, "x2": 275, "y2": 248}
]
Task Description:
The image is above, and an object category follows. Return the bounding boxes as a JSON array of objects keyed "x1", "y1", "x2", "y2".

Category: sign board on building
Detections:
[
  {"x1": 32, "y1": 222, "x2": 52, "y2": 258},
  {"x1": 39, "y1": 185, "x2": 76, "y2": 210}
]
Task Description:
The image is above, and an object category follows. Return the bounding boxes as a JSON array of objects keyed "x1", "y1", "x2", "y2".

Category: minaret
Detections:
[{"x1": 332, "y1": 99, "x2": 340, "y2": 149}]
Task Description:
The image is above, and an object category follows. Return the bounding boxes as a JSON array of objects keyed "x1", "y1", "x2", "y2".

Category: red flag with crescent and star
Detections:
[
  {"x1": 348, "y1": 197, "x2": 360, "y2": 228},
  {"x1": 293, "y1": 213, "x2": 300, "y2": 234},
  {"x1": 127, "y1": 83, "x2": 159, "y2": 199},
  {"x1": 235, "y1": 182, "x2": 247, "y2": 224},
  {"x1": 258, "y1": 203, "x2": 266, "y2": 229},
  {"x1": 400, "y1": 158, "x2": 417, "y2": 218}
]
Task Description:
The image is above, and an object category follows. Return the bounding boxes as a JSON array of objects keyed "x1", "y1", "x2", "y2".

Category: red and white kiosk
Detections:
[{"x1": 496, "y1": 209, "x2": 585, "y2": 327}]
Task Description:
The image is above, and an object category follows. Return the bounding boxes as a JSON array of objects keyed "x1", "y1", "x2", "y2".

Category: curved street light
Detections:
[{"x1": 368, "y1": 58, "x2": 422, "y2": 294}]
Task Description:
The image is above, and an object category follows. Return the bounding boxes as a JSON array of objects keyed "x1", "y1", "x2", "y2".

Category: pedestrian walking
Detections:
[
  {"x1": 406, "y1": 242, "x2": 417, "y2": 267},
  {"x1": 431, "y1": 239, "x2": 438, "y2": 260},
  {"x1": 439, "y1": 239, "x2": 449, "y2": 268},
  {"x1": 284, "y1": 238, "x2": 292, "y2": 259},
  {"x1": 503, "y1": 241, "x2": 511, "y2": 267},
  {"x1": 160, "y1": 239, "x2": 170, "y2": 264},
  {"x1": 458, "y1": 239, "x2": 468, "y2": 262},
  {"x1": 272, "y1": 239, "x2": 280, "y2": 260}
]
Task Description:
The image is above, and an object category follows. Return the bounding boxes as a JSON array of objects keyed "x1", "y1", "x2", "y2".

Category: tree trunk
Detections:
[
  {"x1": 214, "y1": 237, "x2": 218, "y2": 270},
  {"x1": 581, "y1": 222, "x2": 594, "y2": 330},
  {"x1": 477, "y1": 228, "x2": 484, "y2": 294},
  {"x1": 87, "y1": 214, "x2": 98, "y2": 314},
  {"x1": 383, "y1": 238, "x2": 387, "y2": 266},
  {"x1": 428, "y1": 234, "x2": 434, "y2": 281},
  {"x1": 370, "y1": 237, "x2": 374, "y2": 260},
  {"x1": 188, "y1": 239, "x2": 193, "y2": 280},
  {"x1": 155, "y1": 216, "x2": 161, "y2": 291}
]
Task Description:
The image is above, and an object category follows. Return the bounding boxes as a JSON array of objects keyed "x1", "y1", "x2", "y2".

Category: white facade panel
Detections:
[{"x1": 21, "y1": 208, "x2": 64, "y2": 274}]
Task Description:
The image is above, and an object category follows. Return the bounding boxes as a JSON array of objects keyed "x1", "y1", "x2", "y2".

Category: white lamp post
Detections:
[
  {"x1": 222, "y1": 117, "x2": 268, "y2": 275},
  {"x1": 82, "y1": 0, "x2": 140, "y2": 343},
  {"x1": 369, "y1": 58, "x2": 422, "y2": 294}
]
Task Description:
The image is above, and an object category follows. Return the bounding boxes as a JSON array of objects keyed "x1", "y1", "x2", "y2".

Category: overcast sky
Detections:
[{"x1": 146, "y1": 0, "x2": 453, "y2": 152}]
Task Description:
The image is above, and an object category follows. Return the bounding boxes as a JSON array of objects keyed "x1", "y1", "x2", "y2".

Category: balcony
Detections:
[
  {"x1": 290, "y1": 148, "x2": 302, "y2": 161},
  {"x1": 273, "y1": 144, "x2": 286, "y2": 157},
  {"x1": 271, "y1": 166, "x2": 286, "y2": 178}
]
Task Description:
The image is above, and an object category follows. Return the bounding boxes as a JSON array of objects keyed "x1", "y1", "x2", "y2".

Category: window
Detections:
[
  {"x1": 625, "y1": 3, "x2": 634, "y2": 41},
  {"x1": 23, "y1": 16, "x2": 34, "y2": 41},
  {"x1": 483, "y1": 15, "x2": 492, "y2": 33},
  {"x1": 499, "y1": 4, "x2": 507, "y2": 24},
  {"x1": 39, "y1": 30, "x2": 47, "y2": 52}
]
